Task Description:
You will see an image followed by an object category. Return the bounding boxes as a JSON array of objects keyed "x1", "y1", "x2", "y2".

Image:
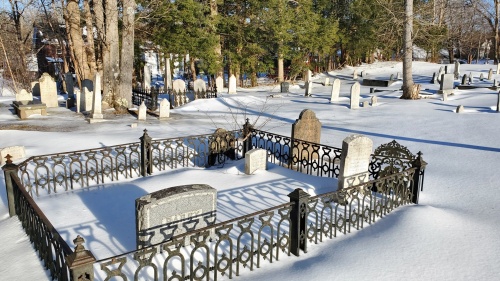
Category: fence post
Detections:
[
  {"x1": 140, "y1": 129, "x2": 153, "y2": 177},
  {"x1": 66, "y1": 236, "x2": 96, "y2": 281},
  {"x1": 242, "y1": 118, "x2": 254, "y2": 156},
  {"x1": 411, "y1": 151, "x2": 427, "y2": 204},
  {"x1": 288, "y1": 188, "x2": 310, "y2": 256},
  {"x1": 2, "y1": 154, "x2": 19, "y2": 217}
]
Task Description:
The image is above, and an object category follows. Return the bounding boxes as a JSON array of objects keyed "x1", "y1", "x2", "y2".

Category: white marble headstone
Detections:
[
  {"x1": 159, "y1": 98, "x2": 170, "y2": 119},
  {"x1": 228, "y1": 75, "x2": 237, "y2": 94},
  {"x1": 39, "y1": 73, "x2": 58, "y2": 107},
  {"x1": 350, "y1": 82, "x2": 360, "y2": 109},
  {"x1": 330, "y1": 79, "x2": 341, "y2": 102}
]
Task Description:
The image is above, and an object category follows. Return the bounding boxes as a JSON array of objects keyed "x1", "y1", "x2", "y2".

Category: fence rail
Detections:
[
  {"x1": 3, "y1": 126, "x2": 427, "y2": 281},
  {"x1": 94, "y1": 167, "x2": 419, "y2": 280}
]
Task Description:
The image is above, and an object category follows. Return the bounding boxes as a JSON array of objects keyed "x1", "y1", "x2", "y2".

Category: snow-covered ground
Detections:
[{"x1": 1, "y1": 61, "x2": 500, "y2": 280}]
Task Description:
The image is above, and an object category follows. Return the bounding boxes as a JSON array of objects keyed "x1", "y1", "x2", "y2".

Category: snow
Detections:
[{"x1": 1, "y1": 61, "x2": 500, "y2": 280}]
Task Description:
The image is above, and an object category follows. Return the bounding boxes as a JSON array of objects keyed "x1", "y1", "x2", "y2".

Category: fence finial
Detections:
[{"x1": 67, "y1": 235, "x2": 96, "y2": 281}]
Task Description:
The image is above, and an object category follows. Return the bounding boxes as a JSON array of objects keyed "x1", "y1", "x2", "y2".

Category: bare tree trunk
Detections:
[
  {"x1": 190, "y1": 59, "x2": 197, "y2": 82},
  {"x1": 495, "y1": 0, "x2": 499, "y2": 64},
  {"x1": 401, "y1": 0, "x2": 420, "y2": 100},
  {"x1": 210, "y1": 0, "x2": 223, "y2": 77},
  {"x1": 65, "y1": 0, "x2": 90, "y2": 83},
  {"x1": 83, "y1": 0, "x2": 96, "y2": 74},
  {"x1": 120, "y1": 0, "x2": 135, "y2": 108},
  {"x1": 102, "y1": 0, "x2": 119, "y2": 104},
  {"x1": 278, "y1": 54, "x2": 284, "y2": 82}
]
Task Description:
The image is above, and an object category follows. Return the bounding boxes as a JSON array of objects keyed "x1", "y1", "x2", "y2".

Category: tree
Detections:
[{"x1": 401, "y1": 0, "x2": 420, "y2": 99}]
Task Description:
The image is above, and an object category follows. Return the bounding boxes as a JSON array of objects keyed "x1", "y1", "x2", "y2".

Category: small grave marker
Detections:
[{"x1": 245, "y1": 148, "x2": 267, "y2": 174}]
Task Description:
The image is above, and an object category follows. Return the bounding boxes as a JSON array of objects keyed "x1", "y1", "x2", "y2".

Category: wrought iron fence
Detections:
[
  {"x1": 16, "y1": 130, "x2": 244, "y2": 198},
  {"x1": 94, "y1": 167, "x2": 420, "y2": 281},
  {"x1": 132, "y1": 87, "x2": 160, "y2": 111},
  {"x1": 5, "y1": 163, "x2": 72, "y2": 281}
]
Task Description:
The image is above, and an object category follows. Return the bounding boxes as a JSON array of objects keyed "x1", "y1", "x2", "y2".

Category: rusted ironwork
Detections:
[{"x1": 132, "y1": 87, "x2": 159, "y2": 111}]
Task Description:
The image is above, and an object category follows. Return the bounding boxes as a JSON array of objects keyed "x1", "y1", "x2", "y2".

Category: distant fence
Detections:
[
  {"x1": 132, "y1": 85, "x2": 218, "y2": 111},
  {"x1": 3, "y1": 123, "x2": 427, "y2": 280}
]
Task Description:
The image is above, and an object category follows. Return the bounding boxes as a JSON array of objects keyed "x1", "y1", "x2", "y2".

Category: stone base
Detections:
[
  {"x1": 12, "y1": 101, "x2": 47, "y2": 120},
  {"x1": 88, "y1": 118, "x2": 106, "y2": 124}
]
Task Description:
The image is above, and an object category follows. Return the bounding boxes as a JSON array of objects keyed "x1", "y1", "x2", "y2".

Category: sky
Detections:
[{"x1": 0, "y1": 61, "x2": 499, "y2": 280}]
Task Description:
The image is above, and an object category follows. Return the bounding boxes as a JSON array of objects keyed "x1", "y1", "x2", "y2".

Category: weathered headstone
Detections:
[
  {"x1": 135, "y1": 184, "x2": 217, "y2": 248},
  {"x1": 454, "y1": 60, "x2": 460, "y2": 79},
  {"x1": 338, "y1": 134, "x2": 373, "y2": 190},
  {"x1": 350, "y1": 82, "x2": 361, "y2": 109},
  {"x1": 304, "y1": 81, "x2": 312, "y2": 97},
  {"x1": 456, "y1": 105, "x2": 464, "y2": 113},
  {"x1": 39, "y1": 72, "x2": 58, "y2": 108},
  {"x1": 215, "y1": 76, "x2": 224, "y2": 93},
  {"x1": 0, "y1": 146, "x2": 26, "y2": 165},
  {"x1": 81, "y1": 79, "x2": 93, "y2": 112},
  {"x1": 488, "y1": 69, "x2": 493, "y2": 80},
  {"x1": 143, "y1": 65, "x2": 151, "y2": 90},
  {"x1": 172, "y1": 79, "x2": 186, "y2": 93},
  {"x1": 330, "y1": 79, "x2": 341, "y2": 102},
  {"x1": 323, "y1": 77, "x2": 330, "y2": 86},
  {"x1": 362, "y1": 101, "x2": 369, "y2": 107},
  {"x1": 31, "y1": 81, "x2": 40, "y2": 96},
  {"x1": 480, "y1": 73, "x2": 485, "y2": 81},
  {"x1": 65, "y1": 73, "x2": 75, "y2": 108},
  {"x1": 16, "y1": 89, "x2": 33, "y2": 102},
  {"x1": 370, "y1": 96, "x2": 377, "y2": 106},
  {"x1": 138, "y1": 101, "x2": 147, "y2": 121},
  {"x1": 245, "y1": 148, "x2": 267, "y2": 175},
  {"x1": 75, "y1": 88, "x2": 81, "y2": 113},
  {"x1": 389, "y1": 74, "x2": 394, "y2": 81},
  {"x1": 228, "y1": 75, "x2": 237, "y2": 94},
  {"x1": 90, "y1": 73, "x2": 103, "y2": 121},
  {"x1": 159, "y1": 98, "x2": 170, "y2": 119},
  {"x1": 291, "y1": 109, "x2": 321, "y2": 162},
  {"x1": 193, "y1": 79, "x2": 206, "y2": 94},
  {"x1": 353, "y1": 69, "x2": 358, "y2": 79},
  {"x1": 430, "y1": 72, "x2": 437, "y2": 84},
  {"x1": 461, "y1": 74, "x2": 467, "y2": 85},
  {"x1": 438, "y1": 73, "x2": 454, "y2": 96}
]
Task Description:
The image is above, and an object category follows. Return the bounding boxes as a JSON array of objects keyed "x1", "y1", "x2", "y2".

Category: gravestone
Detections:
[
  {"x1": 461, "y1": 74, "x2": 467, "y2": 85},
  {"x1": 75, "y1": 88, "x2": 81, "y2": 113},
  {"x1": 32, "y1": 81, "x2": 40, "y2": 96},
  {"x1": 396, "y1": 72, "x2": 401, "y2": 80},
  {"x1": 291, "y1": 109, "x2": 321, "y2": 163},
  {"x1": 0, "y1": 146, "x2": 26, "y2": 165},
  {"x1": 138, "y1": 101, "x2": 147, "y2": 121},
  {"x1": 143, "y1": 65, "x2": 151, "y2": 90},
  {"x1": 135, "y1": 184, "x2": 217, "y2": 248},
  {"x1": 362, "y1": 101, "x2": 369, "y2": 107},
  {"x1": 208, "y1": 128, "x2": 236, "y2": 166},
  {"x1": 454, "y1": 60, "x2": 460, "y2": 79},
  {"x1": 65, "y1": 73, "x2": 75, "y2": 108},
  {"x1": 245, "y1": 148, "x2": 267, "y2": 175},
  {"x1": 216, "y1": 76, "x2": 224, "y2": 93},
  {"x1": 172, "y1": 79, "x2": 186, "y2": 93},
  {"x1": 90, "y1": 73, "x2": 103, "y2": 121},
  {"x1": 159, "y1": 98, "x2": 170, "y2": 119},
  {"x1": 323, "y1": 77, "x2": 330, "y2": 86},
  {"x1": 228, "y1": 75, "x2": 237, "y2": 94},
  {"x1": 338, "y1": 134, "x2": 373, "y2": 190},
  {"x1": 456, "y1": 105, "x2": 464, "y2": 113},
  {"x1": 193, "y1": 79, "x2": 206, "y2": 94},
  {"x1": 353, "y1": 69, "x2": 358, "y2": 79},
  {"x1": 488, "y1": 69, "x2": 493, "y2": 80},
  {"x1": 389, "y1": 74, "x2": 394, "y2": 81},
  {"x1": 16, "y1": 89, "x2": 33, "y2": 102},
  {"x1": 81, "y1": 79, "x2": 93, "y2": 112},
  {"x1": 39, "y1": 72, "x2": 58, "y2": 108},
  {"x1": 330, "y1": 79, "x2": 341, "y2": 102},
  {"x1": 468, "y1": 75, "x2": 472, "y2": 84},
  {"x1": 438, "y1": 66, "x2": 444, "y2": 74},
  {"x1": 350, "y1": 82, "x2": 361, "y2": 109},
  {"x1": 304, "y1": 81, "x2": 312, "y2": 97},
  {"x1": 480, "y1": 73, "x2": 484, "y2": 81},
  {"x1": 438, "y1": 73, "x2": 454, "y2": 96},
  {"x1": 370, "y1": 96, "x2": 377, "y2": 106}
]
